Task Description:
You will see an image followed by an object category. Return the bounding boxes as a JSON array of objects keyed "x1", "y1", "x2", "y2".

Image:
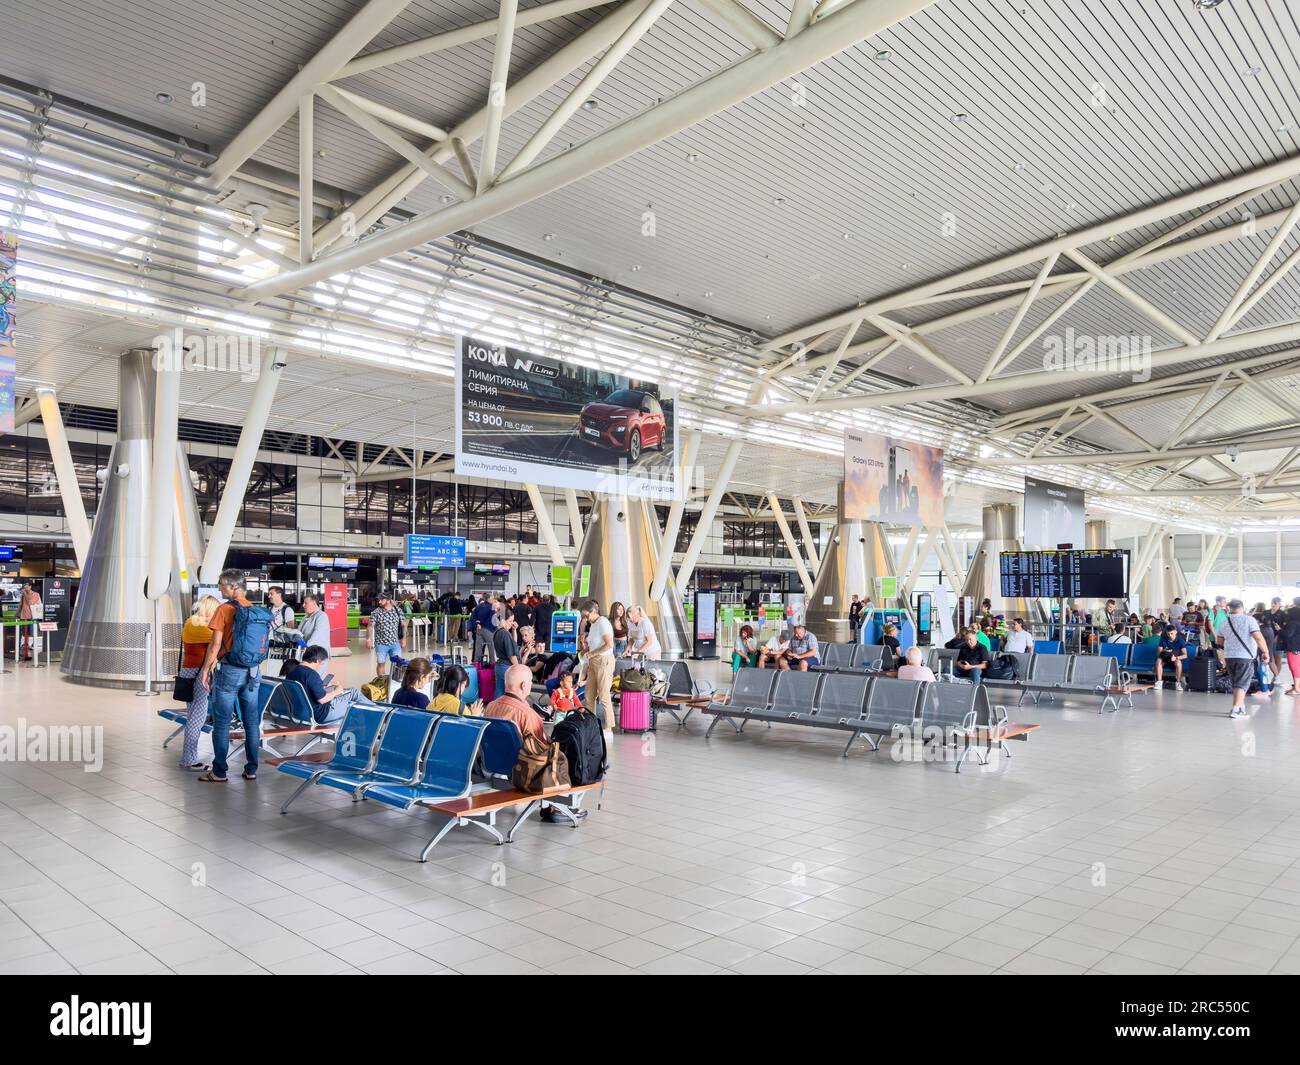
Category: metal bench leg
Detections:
[
  {"x1": 280, "y1": 776, "x2": 316, "y2": 815},
  {"x1": 505, "y1": 800, "x2": 542, "y2": 842},
  {"x1": 955, "y1": 741, "x2": 973, "y2": 773},
  {"x1": 842, "y1": 730, "x2": 860, "y2": 757},
  {"x1": 161, "y1": 723, "x2": 184, "y2": 749},
  {"x1": 461, "y1": 814, "x2": 506, "y2": 845},
  {"x1": 419, "y1": 816, "x2": 462, "y2": 862}
]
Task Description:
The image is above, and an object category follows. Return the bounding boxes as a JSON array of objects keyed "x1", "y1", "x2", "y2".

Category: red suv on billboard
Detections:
[{"x1": 577, "y1": 388, "x2": 666, "y2": 463}]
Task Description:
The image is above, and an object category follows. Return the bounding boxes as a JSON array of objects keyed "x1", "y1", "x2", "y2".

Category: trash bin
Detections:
[{"x1": 828, "y1": 618, "x2": 851, "y2": 644}]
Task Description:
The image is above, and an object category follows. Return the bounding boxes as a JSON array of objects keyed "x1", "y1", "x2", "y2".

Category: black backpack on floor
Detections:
[
  {"x1": 549, "y1": 709, "x2": 607, "y2": 786},
  {"x1": 985, "y1": 654, "x2": 1019, "y2": 681}
]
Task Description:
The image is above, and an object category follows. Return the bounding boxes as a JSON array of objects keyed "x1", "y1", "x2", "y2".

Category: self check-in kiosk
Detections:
[
  {"x1": 549, "y1": 610, "x2": 580, "y2": 655},
  {"x1": 913, "y1": 592, "x2": 933, "y2": 646},
  {"x1": 692, "y1": 590, "x2": 719, "y2": 660}
]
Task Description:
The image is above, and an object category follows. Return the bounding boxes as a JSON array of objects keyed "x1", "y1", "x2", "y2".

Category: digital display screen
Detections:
[
  {"x1": 552, "y1": 617, "x2": 576, "y2": 636},
  {"x1": 999, "y1": 549, "x2": 1129, "y2": 599}
]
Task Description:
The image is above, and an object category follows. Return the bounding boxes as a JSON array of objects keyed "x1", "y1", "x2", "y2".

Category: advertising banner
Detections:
[
  {"x1": 405, "y1": 534, "x2": 466, "y2": 567},
  {"x1": 1023, "y1": 476, "x2": 1085, "y2": 548},
  {"x1": 323, "y1": 582, "x2": 349, "y2": 655},
  {"x1": 843, "y1": 429, "x2": 944, "y2": 527},
  {"x1": 455, "y1": 335, "x2": 679, "y2": 499},
  {"x1": 0, "y1": 233, "x2": 15, "y2": 433}
]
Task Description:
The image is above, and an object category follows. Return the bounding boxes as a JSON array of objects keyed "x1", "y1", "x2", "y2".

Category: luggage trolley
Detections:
[{"x1": 268, "y1": 629, "x2": 306, "y2": 668}]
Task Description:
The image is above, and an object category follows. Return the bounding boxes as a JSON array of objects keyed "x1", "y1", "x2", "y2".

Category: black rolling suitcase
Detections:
[{"x1": 1185, "y1": 652, "x2": 1217, "y2": 693}]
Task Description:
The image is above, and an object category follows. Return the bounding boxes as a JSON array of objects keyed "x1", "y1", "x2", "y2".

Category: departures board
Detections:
[{"x1": 999, "y1": 549, "x2": 1129, "y2": 599}]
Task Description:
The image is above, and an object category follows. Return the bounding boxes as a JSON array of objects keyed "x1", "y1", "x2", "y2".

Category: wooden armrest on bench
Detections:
[
  {"x1": 429, "y1": 781, "x2": 604, "y2": 817},
  {"x1": 975, "y1": 722, "x2": 1040, "y2": 741}
]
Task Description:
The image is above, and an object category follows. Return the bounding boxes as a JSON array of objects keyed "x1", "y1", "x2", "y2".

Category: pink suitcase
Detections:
[
  {"x1": 619, "y1": 689, "x2": 651, "y2": 733},
  {"x1": 478, "y1": 664, "x2": 496, "y2": 701}
]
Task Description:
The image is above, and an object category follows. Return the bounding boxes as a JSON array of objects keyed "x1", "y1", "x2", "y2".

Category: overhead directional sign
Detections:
[{"x1": 405, "y1": 534, "x2": 467, "y2": 568}]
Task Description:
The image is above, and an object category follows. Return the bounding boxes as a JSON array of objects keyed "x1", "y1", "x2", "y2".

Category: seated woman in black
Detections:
[
  {"x1": 390, "y1": 658, "x2": 433, "y2": 710},
  {"x1": 880, "y1": 623, "x2": 902, "y2": 671}
]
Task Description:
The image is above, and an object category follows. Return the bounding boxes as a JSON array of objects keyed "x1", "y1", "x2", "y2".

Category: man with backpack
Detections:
[
  {"x1": 1216, "y1": 599, "x2": 1270, "y2": 719},
  {"x1": 198, "y1": 569, "x2": 274, "y2": 783}
]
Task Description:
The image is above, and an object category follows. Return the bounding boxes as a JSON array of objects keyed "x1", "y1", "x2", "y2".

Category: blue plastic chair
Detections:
[
  {"x1": 278, "y1": 704, "x2": 390, "y2": 813},
  {"x1": 1099, "y1": 643, "x2": 1131, "y2": 667},
  {"x1": 1033, "y1": 639, "x2": 1063, "y2": 655},
  {"x1": 315, "y1": 708, "x2": 438, "y2": 798},
  {"x1": 1128, "y1": 643, "x2": 1160, "y2": 673},
  {"x1": 364, "y1": 716, "x2": 488, "y2": 811},
  {"x1": 478, "y1": 717, "x2": 524, "y2": 777}
]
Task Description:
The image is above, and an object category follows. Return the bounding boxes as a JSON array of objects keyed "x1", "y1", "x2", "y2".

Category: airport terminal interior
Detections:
[{"x1": 4, "y1": 0, "x2": 1300, "y2": 984}]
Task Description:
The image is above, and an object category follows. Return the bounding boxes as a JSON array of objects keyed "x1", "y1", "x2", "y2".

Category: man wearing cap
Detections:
[
  {"x1": 367, "y1": 590, "x2": 407, "y2": 678},
  {"x1": 1216, "y1": 598, "x2": 1270, "y2": 718}
]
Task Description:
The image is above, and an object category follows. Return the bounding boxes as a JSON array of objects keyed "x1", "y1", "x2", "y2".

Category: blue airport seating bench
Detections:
[
  {"x1": 159, "y1": 676, "x2": 337, "y2": 759},
  {"x1": 816, "y1": 643, "x2": 886, "y2": 671},
  {"x1": 702, "y1": 668, "x2": 1039, "y2": 772},
  {"x1": 276, "y1": 703, "x2": 601, "y2": 861},
  {"x1": 981, "y1": 652, "x2": 1150, "y2": 713}
]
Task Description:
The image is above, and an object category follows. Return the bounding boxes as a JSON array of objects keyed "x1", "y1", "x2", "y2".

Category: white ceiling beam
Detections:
[
  {"x1": 478, "y1": 0, "x2": 521, "y2": 193},
  {"x1": 238, "y1": 0, "x2": 941, "y2": 302},
  {"x1": 210, "y1": 0, "x2": 415, "y2": 184},
  {"x1": 696, "y1": 0, "x2": 782, "y2": 48},
  {"x1": 982, "y1": 427, "x2": 1300, "y2": 467},
  {"x1": 809, "y1": 315, "x2": 863, "y2": 401},
  {"x1": 976, "y1": 252, "x2": 1058, "y2": 383},
  {"x1": 866, "y1": 313, "x2": 974, "y2": 385},
  {"x1": 751, "y1": 321, "x2": 1300, "y2": 417},
  {"x1": 499, "y1": 0, "x2": 674, "y2": 180},
  {"x1": 1158, "y1": 370, "x2": 1231, "y2": 452},
  {"x1": 1226, "y1": 242, "x2": 1300, "y2": 333},
  {"x1": 312, "y1": 0, "x2": 656, "y2": 252},
  {"x1": 992, "y1": 349, "x2": 1300, "y2": 432},
  {"x1": 1082, "y1": 402, "x2": 1156, "y2": 453},
  {"x1": 762, "y1": 159, "x2": 1300, "y2": 350},
  {"x1": 1206, "y1": 197, "x2": 1300, "y2": 342},
  {"x1": 316, "y1": 85, "x2": 474, "y2": 200},
  {"x1": 764, "y1": 198, "x2": 1300, "y2": 381},
  {"x1": 337, "y1": 0, "x2": 614, "y2": 78},
  {"x1": 1063, "y1": 249, "x2": 1201, "y2": 348}
]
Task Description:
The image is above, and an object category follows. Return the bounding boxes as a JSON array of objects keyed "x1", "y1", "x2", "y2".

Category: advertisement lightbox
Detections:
[
  {"x1": 1023, "y1": 476, "x2": 1085, "y2": 549},
  {"x1": 454, "y1": 335, "x2": 679, "y2": 500},
  {"x1": 843, "y1": 429, "x2": 944, "y2": 527}
]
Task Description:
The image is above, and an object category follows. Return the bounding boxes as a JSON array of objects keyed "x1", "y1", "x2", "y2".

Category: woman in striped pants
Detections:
[{"x1": 178, "y1": 596, "x2": 220, "y2": 770}]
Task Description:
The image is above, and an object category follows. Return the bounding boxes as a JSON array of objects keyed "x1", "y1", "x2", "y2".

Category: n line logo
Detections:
[{"x1": 49, "y1": 996, "x2": 151, "y2": 1045}]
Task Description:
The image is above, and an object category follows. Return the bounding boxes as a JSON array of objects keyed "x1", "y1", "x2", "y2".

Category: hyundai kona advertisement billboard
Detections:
[{"x1": 454, "y1": 335, "x2": 679, "y2": 499}]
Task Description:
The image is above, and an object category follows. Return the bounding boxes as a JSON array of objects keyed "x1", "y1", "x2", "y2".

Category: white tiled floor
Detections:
[{"x1": 3, "y1": 648, "x2": 1300, "y2": 975}]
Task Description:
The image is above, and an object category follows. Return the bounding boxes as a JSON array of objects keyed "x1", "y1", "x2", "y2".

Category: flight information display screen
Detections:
[{"x1": 999, "y1": 549, "x2": 1129, "y2": 599}]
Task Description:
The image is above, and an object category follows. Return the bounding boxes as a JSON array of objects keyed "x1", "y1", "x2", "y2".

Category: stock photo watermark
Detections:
[
  {"x1": 0, "y1": 719, "x2": 103, "y2": 772},
  {"x1": 1042, "y1": 326, "x2": 1152, "y2": 382},
  {"x1": 152, "y1": 327, "x2": 261, "y2": 381}
]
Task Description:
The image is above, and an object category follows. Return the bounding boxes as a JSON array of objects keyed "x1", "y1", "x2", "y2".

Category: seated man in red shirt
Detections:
[{"x1": 483, "y1": 663, "x2": 546, "y2": 742}]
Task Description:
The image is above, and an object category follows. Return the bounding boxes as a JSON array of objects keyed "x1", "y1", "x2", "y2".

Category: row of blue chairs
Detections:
[
  {"x1": 277, "y1": 702, "x2": 523, "y2": 861},
  {"x1": 1096, "y1": 642, "x2": 1161, "y2": 673}
]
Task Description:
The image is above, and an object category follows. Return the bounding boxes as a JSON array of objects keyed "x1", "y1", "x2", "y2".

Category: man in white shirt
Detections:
[
  {"x1": 582, "y1": 599, "x2": 616, "y2": 739},
  {"x1": 1217, "y1": 599, "x2": 1269, "y2": 717},
  {"x1": 1002, "y1": 617, "x2": 1034, "y2": 655},
  {"x1": 1168, "y1": 597, "x2": 1185, "y2": 624},
  {"x1": 626, "y1": 605, "x2": 660, "y2": 657},
  {"x1": 758, "y1": 631, "x2": 790, "y2": 670}
]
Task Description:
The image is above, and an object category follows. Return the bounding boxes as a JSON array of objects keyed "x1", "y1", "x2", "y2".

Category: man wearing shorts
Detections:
[
  {"x1": 1216, "y1": 599, "x2": 1269, "y2": 719},
  {"x1": 367, "y1": 590, "x2": 407, "y2": 677}
]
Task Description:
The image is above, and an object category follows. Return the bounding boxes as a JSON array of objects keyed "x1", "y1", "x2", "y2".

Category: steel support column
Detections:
[
  {"x1": 199, "y1": 348, "x2": 285, "y2": 583},
  {"x1": 35, "y1": 387, "x2": 92, "y2": 570},
  {"x1": 769, "y1": 493, "x2": 814, "y2": 594},
  {"x1": 145, "y1": 356, "x2": 181, "y2": 599},
  {"x1": 526, "y1": 483, "x2": 566, "y2": 567},
  {"x1": 649, "y1": 429, "x2": 700, "y2": 601}
]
